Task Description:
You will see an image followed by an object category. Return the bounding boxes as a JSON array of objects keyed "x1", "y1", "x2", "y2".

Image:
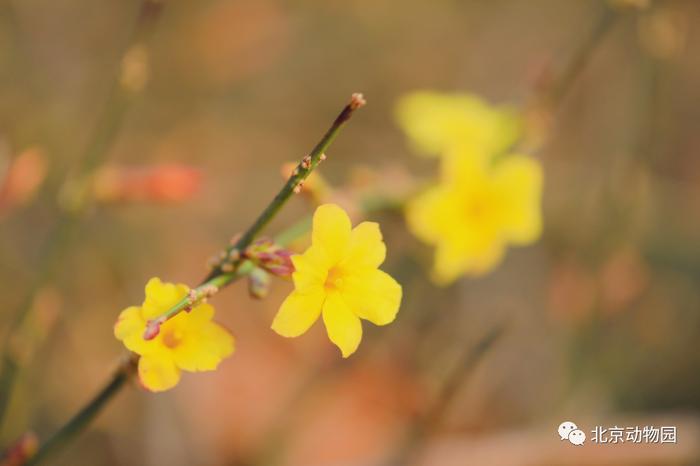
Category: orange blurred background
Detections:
[{"x1": 1, "y1": 0, "x2": 700, "y2": 465}]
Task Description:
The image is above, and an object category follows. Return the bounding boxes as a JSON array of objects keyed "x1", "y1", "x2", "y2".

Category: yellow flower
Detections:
[
  {"x1": 271, "y1": 204, "x2": 402, "y2": 358},
  {"x1": 114, "y1": 278, "x2": 234, "y2": 392},
  {"x1": 406, "y1": 154, "x2": 542, "y2": 284},
  {"x1": 395, "y1": 91, "x2": 521, "y2": 158}
]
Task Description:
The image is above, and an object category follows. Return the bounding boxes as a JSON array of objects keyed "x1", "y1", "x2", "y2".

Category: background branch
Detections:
[{"x1": 0, "y1": 0, "x2": 165, "y2": 428}]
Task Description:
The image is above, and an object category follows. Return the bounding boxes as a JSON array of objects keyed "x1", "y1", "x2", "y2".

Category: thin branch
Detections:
[
  {"x1": 0, "y1": 0, "x2": 165, "y2": 426},
  {"x1": 546, "y1": 4, "x2": 617, "y2": 110},
  {"x1": 385, "y1": 325, "x2": 506, "y2": 466},
  {"x1": 17, "y1": 93, "x2": 366, "y2": 466},
  {"x1": 24, "y1": 355, "x2": 137, "y2": 466},
  {"x1": 143, "y1": 93, "x2": 367, "y2": 334}
]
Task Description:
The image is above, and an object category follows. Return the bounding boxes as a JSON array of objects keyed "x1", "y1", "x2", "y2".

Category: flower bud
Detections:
[
  {"x1": 143, "y1": 317, "x2": 165, "y2": 340},
  {"x1": 244, "y1": 238, "x2": 294, "y2": 277},
  {"x1": 248, "y1": 267, "x2": 270, "y2": 299}
]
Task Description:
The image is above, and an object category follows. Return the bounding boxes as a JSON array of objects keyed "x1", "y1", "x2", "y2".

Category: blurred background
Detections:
[{"x1": 1, "y1": 0, "x2": 700, "y2": 464}]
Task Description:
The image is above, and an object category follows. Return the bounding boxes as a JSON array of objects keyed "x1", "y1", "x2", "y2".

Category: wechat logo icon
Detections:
[{"x1": 558, "y1": 421, "x2": 586, "y2": 446}]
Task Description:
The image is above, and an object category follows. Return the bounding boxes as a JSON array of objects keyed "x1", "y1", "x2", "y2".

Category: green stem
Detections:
[
  {"x1": 154, "y1": 263, "x2": 253, "y2": 323},
  {"x1": 0, "y1": 0, "x2": 164, "y2": 429},
  {"x1": 210, "y1": 95, "x2": 364, "y2": 278},
  {"x1": 385, "y1": 326, "x2": 506, "y2": 466},
  {"x1": 548, "y1": 4, "x2": 617, "y2": 109},
  {"x1": 150, "y1": 206, "x2": 328, "y2": 324},
  {"x1": 156, "y1": 94, "x2": 366, "y2": 326},
  {"x1": 21, "y1": 94, "x2": 365, "y2": 465},
  {"x1": 24, "y1": 356, "x2": 137, "y2": 466}
]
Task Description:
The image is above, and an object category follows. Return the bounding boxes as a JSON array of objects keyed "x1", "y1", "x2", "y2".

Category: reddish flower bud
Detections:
[
  {"x1": 244, "y1": 238, "x2": 294, "y2": 277},
  {"x1": 143, "y1": 317, "x2": 165, "y2": 340}
]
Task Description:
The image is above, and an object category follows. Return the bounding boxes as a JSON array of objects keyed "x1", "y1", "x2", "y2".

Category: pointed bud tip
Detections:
[
  {"x1": 143, "y1": 318, "x2": 164, "y2": 340},
  {"x1": 350, "y1": 93, "x2": 366, "y2": 110}
]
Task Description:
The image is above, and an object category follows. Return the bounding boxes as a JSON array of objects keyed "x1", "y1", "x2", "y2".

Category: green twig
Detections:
[
  {"x1": 208, "y1": 94, "x2": 367, "y2": 279},
  {"x1": 148, "y1": 93, "x2": 367, "y2": 329},
  {"x1": 20, "y1": 93, "x2": 366, "y2": 466},
  {"x1": 24, "y1": 355, "x2": 137, "y2": 466}
]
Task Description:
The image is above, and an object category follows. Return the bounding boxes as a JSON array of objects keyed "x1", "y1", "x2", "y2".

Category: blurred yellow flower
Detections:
[
  {"x1": 114, "y1": 278, "x2": 234, "y2": 392},
  {"x1": 406, "y1": 154, "x2": 542, "y2": 284},
  {"x1": 271, "y1": 204, "x2": 402, "y2": 357},
  {"x1": 395, "y1": 91, "x2": 521, "y2": 158}
]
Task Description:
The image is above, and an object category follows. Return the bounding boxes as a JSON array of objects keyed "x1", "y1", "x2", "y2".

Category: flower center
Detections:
[
  {"x1": 324, "y1": 266, "x2": 345, "y2": 291},
  {"x1": 465, "y1": 196, "x2": 487, "y2": 220},
  {"x1": 161, "y1": 326, "x2": 184, "y2": 348}
]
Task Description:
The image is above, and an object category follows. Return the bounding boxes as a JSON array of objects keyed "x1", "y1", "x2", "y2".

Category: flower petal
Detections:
[
  {"x1": 322, "y1": 293, "x2": 362, "y2": 358},
  {"x1": 341, "y1": 222, "x2": 386, "y2": 269},
  {"x1": 432, "y1": 237, "x2": 504, "y2": 284},
  {"x1": 271, "y1": 289, "x2": 325, "y2": 337},
  {"x1": 186, "y1": 302, "x2": 215, "y2": 327},
  {"x1": 138, "y1": 351, "x2": 181, "y2": 392},
  {"x1": 405, "y1": 184, "x2": 453, "y2": 244},
  {"x1": 142, "y1": 277, "x2": 189, "y2": 319},
  {"x1": 395, "y1": 91, "x2": 521, "y2": 157},
  {"x1": 342, "y1": 269, "x2": 401, "y2": 326},
  {"x1": 291, "y1": 246, "x2": 329, "y2": 293},
  {"x1": 114, "y1": 306, "x2": 149, "y2": 354},
  {"x1": 395, "y1": 91, "x2": 466, "y2": 156},
  {"x1": 492, "y1": 155, "x2": 543, "y2": 244},
  {"x1": 172, "y1": 321, "x2": 235, "y2": 372},
  {"x1": 312, "y1": 204, "x2": 351, "y2": 264}
]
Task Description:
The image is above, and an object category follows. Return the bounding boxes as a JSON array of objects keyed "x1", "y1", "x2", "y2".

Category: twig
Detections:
[
  {"x1": 24, "y1": 355, "x2": 137, "y2": 466},
  {"x1": 18, "y1": 93, "x2": 366, "y2": 466},
  {"x1": 385, "y1": 325, "x2": 506, "y2": 466},
  {"x1": 145, "y1": 93, "x2": 367, "y2": 331},
  {"x1": 546, "y1": 4, "x2": 617, "y2": 110},
  {"x1": 0, "y1": 0, "x2": 165, "y2": 427}
]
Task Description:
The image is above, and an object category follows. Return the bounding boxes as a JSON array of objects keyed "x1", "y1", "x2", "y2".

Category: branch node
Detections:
[
  {"x1": 301, "y1": 155, "x2": 312, "y2": 170},
  {"x1": 220, "y1": 262, "x2": 234, "y2": 273},
  {"x1": 227, "y1": 249, "x2": 241, "y2": 262}
]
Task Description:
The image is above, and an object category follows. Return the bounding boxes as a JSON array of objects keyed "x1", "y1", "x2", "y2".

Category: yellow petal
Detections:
[
  {"x1": 291, "y1": 246, "x2": 329, "y2": 293},
  {"x1": 312, "y1": 204, "x2": 351, "y2": 264},
  {"x1": 142, "y1": 277, "x2": 189, "y2": 319},
  {"x1": 172, "y1": 321, "x2": 235, "y2": 372},
  {"x1": 138, "y1": 351, "x2": 181, "y2": 392},
  {"x1": 341, "y1": 222, "x2": 386, "y2": 269},
  {"x1": 405, "y1": 184, "x2": 452, "y2": 244},
  {"x1": 271, "y1": 289, "x2": 325, "y2": 337},
  {"x1": 492, "y1": 155, "x2": 543, "y2": 244},
  {"x1": 114, "y1": 306, "x2": 149, "y2": 354},
  {"x1": 322, "y1": 293, "x2": 362, "y2": 358},
  {"x1": 395, "y1": 91, "x2": 466, "y2": 156},
  {"x1": 432, "y1": 237, "x2": 504, "y2": 285},
  {"x1": 341, "y1": 269, "x2": 401, "y2": 326},
  {"x1": 395, "y1": 91, "x2": 521, "y2": 157},
  {"x1": 186, "y1": 302, "x2": 215, "y2": 327}
]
